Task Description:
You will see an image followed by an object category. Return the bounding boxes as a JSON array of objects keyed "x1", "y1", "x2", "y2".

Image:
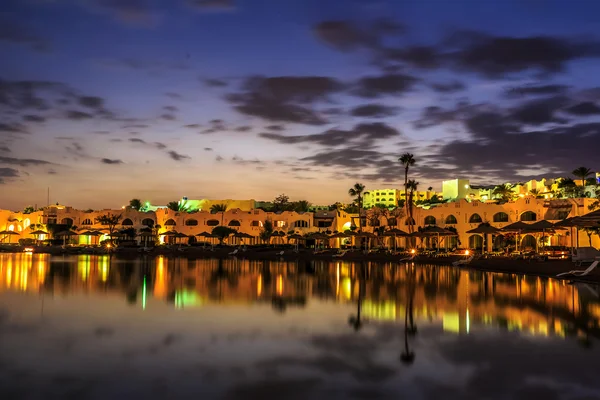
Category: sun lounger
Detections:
[
  {"x1": 556, "y1": 260, "x2": 599, "y2": 277},
  {"x1": 333, "y1": 250, "x2": 347, "y2": 258},
  {"x1": 228, "y1": 249, "x2": 239, "y2": 256},
  {"x1": 276, "y1": 250, "x2": 284, "y2": 256},
  {"x1": 452, "y1": 255, "x2": 474, "y2": 267}
]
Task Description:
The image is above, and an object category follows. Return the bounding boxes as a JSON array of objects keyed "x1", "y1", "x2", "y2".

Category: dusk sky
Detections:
[{"x1": 2, "y1": 0, "x2": 600, "y2": 210}]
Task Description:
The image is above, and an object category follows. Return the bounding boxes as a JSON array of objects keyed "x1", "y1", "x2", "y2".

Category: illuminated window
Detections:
[
  {"x1": 164, "y1": 219, "x2": 176, "y2": 226},
  {"x1": 82, "y1": 218, "x2": 93, "y2": 225},
  {"x1": 445, "y1": 215, "x2": 457, "y2": 224},
  {"x1": 141, "y1": 218, "x2": 154, "y2": 227},
  {"x1": 206, "y1": 219, "x2": 219, "y2": 226},
  {"x1": 493, "y1": 212, "x2": 509, "y2": 223},
  {"x1": 228, "y1": 220, "x2": 241, "y2": 227},
  {"x1": 293, "y1": 220, "x2": 308, "y2": 228},
  {"x1": 424, "y1": 215, "x2": 437, "y2": 225},
  {"x1": 469, "y1": 213, "x2": 482, "y2": 223},
  {"x1": 185, "y1": 219, "x2": 198, "y2": 226},
  {"x1": 520, "y1": 211, "x2": 537, "y2": 222}
]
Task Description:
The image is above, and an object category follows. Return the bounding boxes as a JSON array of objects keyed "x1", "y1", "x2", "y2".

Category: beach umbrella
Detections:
[
  {"x1": 0, "y1": 230, "x2": 20, "y2": 244},
  {"x1": 466, "y1": 224, "x2": 501, "y2": 253},
  {"x1": 29, "y1": 229, "x2": 48, "y2": 235},
  {"x1": 382, "y1": 228, "x2": 408, "y2": 251},
  {"x1": 501, "y1": 221, "x2": 533, "y2": 252}
]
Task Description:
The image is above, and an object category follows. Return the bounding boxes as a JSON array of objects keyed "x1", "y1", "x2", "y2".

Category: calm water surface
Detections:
[{"x1": 1, "y1": 253, "x2": 600, "y2": 399}]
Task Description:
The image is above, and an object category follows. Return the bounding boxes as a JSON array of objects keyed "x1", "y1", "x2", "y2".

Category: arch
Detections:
[
  {"x1": 23, "y1": 218, "x2": 30, "y2": 229},
  {"x1": 387, "y1": 217, "x2": 397, "y2": 226},
  {"x1": 493, "y1": 212, "x2": 509, "y2": 223},
  {"x1": 520, "y1": 211, "x2": 537, "y2": 222},
  {"x1": 122, "y1": 218, "x2": 133, "y2": 226},
  {"x1": 521, "y1": 234, "x2": 537, "y2": 250},
  {"x1": 445, "y1": 214, "x2": 457, "y2": 224},
  {"x1": 293, "y1": 220, "x2": 309, "y2": 228},
  {"x1": 424, "y1": 215, "x2": 436, "y2": 225},
  {"x1": 469, "y1": 213, "x2": 482, "y2": 223},
  {"x1": 206, "y1": 219, "x2": 219, "y2": 227},
  {"x1": 164, "y1": 219, "x2": 176, "y2": 226},
  {"x1": 185, "y1": 219, "x2": 198, "y2": 226},
  {"x1": 228, "y1": 220, "x2": 241, "y2": 227},
  {"x1": 405, "y1": 217, "x2": 415, "y2": 226},
  {"x1": 61, "y1": 217, "x2": 74, "y2": 226},
  {"x1": 141, "y1": 218, "x2": 154, "y2": 227},
  {"x1": 468, "y1": 234, "x2": 483, "y2": 249},
  {"x1": 82, "y1": 218, "x2": 93, "y2": 225}
]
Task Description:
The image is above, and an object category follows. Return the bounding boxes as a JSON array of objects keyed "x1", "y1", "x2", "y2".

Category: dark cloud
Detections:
[
  {"x1": 129, "y1": 138, "x2": 146, "y2": 144},
  {"x1": 204, "y1": 147, "x2": 213, "y2": 151},
  {"x1": 101, "y1": 158, "x2": 123, "y2": 164},
  {"x1": 163, "y1": 105, "x2": 178, "y2": 112},
  {"x1": 168, "y1": 150, "x2": 190, "y2": 161},
  {"x1": 0, "y1": 167, "x2": 19, "y2": 184},
  {"x1": 165, "y1": 92, "x2": 183, "y2": 100},
  {"x1": 90, "y1": 0, "x2": 157, "y2": 25},
  {"x1": 0, "y1": 18, "x2": 50, "y2": 52},
  {"x1": 203, "y1": 78, "x2": 228, "y2": 87},
  {"x1": 353, "y1": 73, "x2": 419, "y2": 98},
  {"x1": 201, "y1": 119, "x2": 227, "y2": 134},
  {"x1": 227, "y1": 76, "x2": 343, "y2": 125},
  {"x1": 22, "y1": 115, "x2": 46, "y2": 123},
  {"x1": 301, "y1": 148, "x2": 388, "y2": 168},
  {"x1": 93, "y1": 130, "x2": 111, "y2": 135},
  {"x1": 0, "y1": 80, "x2": 67, "y2": 111},
  {"x1": 154, "y1": 142, "x2": 167, "y2": 150},
  {"x1": 510, "y1": 96, "x2": 569, "y2": 125},
  {"x1": 504, "y1": 84, "x2": 570, "y2": 98},
  {"x1": 0, "y1": 146, "x2": 10, "y2": 153},
  {"x1": 65, "y1": 110, "x2": 94, "y2": 120},
  {"x1": 0, "y1": 123, "x2": 28, "y2": 133},
  {"x1": 0, "y1": 156, "x2": 52, "y2": 166},
  {"x1": 122, "y1": 124, "x2": 149, "y2": 129},
  {"x1": 313, "y1": 19, "x2": 404, "y2": 53},
  {"x1": 78, "y1": 96, "x2": 104, "y2": 109},
  {"x1": 183, "y1": 123, "x2": 201, "y2": 129},
  {"x1": 160, "y1": 113, "x2": 176, "y2": 121},
  {"x1": 265, "y1": 124, "x2": 285, "y2": 131},
  {"x1": 234, "y1": 125, "x2": 252, "y2": 132},
  {"x1": 350, "y1": 104, "x2": 398, "y2": 118},
  {"x1": 564, "y1": 101, "x2": 600, "y2": 116},
  {"x1": 186, "y1": 0, "x2": 236, "y2": 11},
  {"x1": 260, "y1": 122, "x2": 400, "y2": 147},
  {"x1": 382, "y1": 46, "x2": 441, "y2": 69},
  {"x1": 447, "y1": 32, "x2": 600, "y2": 77},
  {"x1": 430, "y1": 81, "x2": 466, "y2": 93},
  {"x1": 215, "y1": 155, "x2": 224, "y2": 161},
  {"x1": 413, "y1": 101, "x2": 472, "y2": 129}
]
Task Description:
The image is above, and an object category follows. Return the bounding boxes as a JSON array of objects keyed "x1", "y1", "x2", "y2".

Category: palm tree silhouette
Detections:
[
  {"x1": 348, "y1": 263, "x2": 367, "y2": 331},
  {"x1": 573, "y1": 166, "x2": 592, "y2": 189},
  {"x1": 400, "y1": 266, "x2": 417, "y2": 365},
  {"x1": 399, "y1": 153, "x2": 415, "y2": 229},
  {"x1": 348, "y1": 183, "x2": 365, "y2": 233},
  {"x1": 210, "y1": 203, "x2": 228, "y2": 226},
  {"x1": 406, "y1": 179, "x2": 419, "y2": 233},
  {"x1": 492, "y1": 183, "x2": 513, "y2": 202}
]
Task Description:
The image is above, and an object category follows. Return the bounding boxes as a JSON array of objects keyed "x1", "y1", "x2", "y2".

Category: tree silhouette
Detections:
[
  {"x1": 210, "y1": 203, "x2": 228, "y2": 225},
  {"x1": 129, "y1": 198, "x2": 142, "y2": 210},
  {"x1": 348, "y1": 183, "x2": 365, "y2": 232},
  {"x1": 399, "y1": 153, "x2": 415, "y2": 231}
]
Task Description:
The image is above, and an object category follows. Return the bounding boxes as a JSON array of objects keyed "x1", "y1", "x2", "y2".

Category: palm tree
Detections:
[
  {"x1": 399, "y1": 153, "x2": 415, "y2": 227},
  {"x1": 348, "y1": 183, "x2": 365, "y2": 232},
  {"x1": 529, "y1": 188, "x2": 539, "y2": 196},
  {"x1": 492, "y1": 183, "x2": 513, "y2": 202},
  {"x1": 166, "y1": 201, "x2": 180, "y2": 212},
  {"x1": 573, "y1": 167, "x2": 592, "y2": 188},
  {"x1": 129, "y1": 198, "x2": 142, "y2": 210},
  {"x1": 406, "y1": 179, "x2": 419, "y2": 232},
  {"x1": 210, "y1": 203, "x2": 228, "y2": 225}
]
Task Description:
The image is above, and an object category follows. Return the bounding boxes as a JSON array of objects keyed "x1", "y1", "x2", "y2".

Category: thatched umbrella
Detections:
[
  {"x1": 287, "y1": 233, "x2": 304, "y2": 251},
  {"x1": 501, "y1": 221, "x2": 533, "y2": 252},
  {"x1": 308, "y1": 232, "x2": 329, "y2": 249},
  {"x1": 525, "y1": 220, "x2": 567, "y2": 251},
  {"x1": 355, "y1": 231, "x2": 376, "y2": 250},
  {"x1": 29, "y1": 229, "x2": 48, "y2": 245},
  {"x1": 418, "y1": 226, "x2": 456, "y2": 251},
  {"x1": 55, "y1": 230, "x2": 79, "y2": 246},
  {"x1": 196, "y1": 231, "x2": 217, "y2": 248},
  {"x1": 466, "y1": 224, "x2": 501, "y2": 253},
  {"x1": 80, "y1": 230, "x2": 103, "y2": 246},
  {"x1": 0, "y1": 230, "x2": 20, "y2": 244},
  {"x1": 383, "y1": 228, "x2": 408, "y2": 251}
]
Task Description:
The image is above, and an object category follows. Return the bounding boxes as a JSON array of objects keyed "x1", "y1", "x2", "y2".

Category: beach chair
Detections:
[
  {"x1": 276, "y1": 250, "x2": 284, "y2": 256},
  {"x1": 452, "y1": 255, "x2": 474, "y2": 267},
  {"x1": 556, "y1": 260, "x2": 599, "y2": 277},
  {"x1": 333, "y1": 250, "x2": 347, "y2": 258},
  {"x1": 228, "y1": 249, "x2": 239, "y2": 256}
]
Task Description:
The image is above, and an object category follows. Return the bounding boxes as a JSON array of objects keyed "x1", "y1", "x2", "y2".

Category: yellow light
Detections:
[
  {"x1": 106, "y1": 244, "x2": 111, "y2": 248},
  {"x1": 257, "y1": 276, "x2": 262, "y2": 296},
  {"x1": 24, "y1": 247, "x2": 34, "y2": 253},
  {"x1": 465, "y1": 250, "x2": 470, "y2": 255},
  {"x1": 276, "y1": 275, "x2": 283, "y2": 296},
  {"x1": 411, "y1": 249, "x2": 416, "y2": 254}
]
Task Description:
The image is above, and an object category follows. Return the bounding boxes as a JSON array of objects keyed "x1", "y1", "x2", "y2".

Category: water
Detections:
[{"x1": 1, "y1": 253, "x2": 600, "y2": 399}]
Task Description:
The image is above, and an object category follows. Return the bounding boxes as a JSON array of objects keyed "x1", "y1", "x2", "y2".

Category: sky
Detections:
[{"x1": 1, "y1": 0, "x2": 600, "y2": 210}]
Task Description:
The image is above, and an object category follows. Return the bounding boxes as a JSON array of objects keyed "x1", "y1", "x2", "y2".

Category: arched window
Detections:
[
  {"x1": 521, "y1": 234, "x2": 536, "y2": 250},
  {"x1": 424, "y1": 215, "x2": 436, "y2": 225},
  {"x1": 164, "y1": 219, "x2": 176, "y2": 226},
  {"x1": 405, "y1": 217, "x2": 415, "y2": 226},
  {"x1": 185, "y1": 219, "x2": 198, "y2": 226},
  {"x1": 61, "y1": 217, "x2": 73, "y2": 226},
  {"x1": 82, "y1": 218, "x2": 93, "y2": 225},
  {"x1": 469, "y1": 235, "x2": 483, "y2": 249},
  {"x1": 387, "y1": 218, "x2": 397, "y2": 226},
  {"x1": 122, "y1": 218, "x2": 133, "y2": 226},
  {"x1": 251, "y1": 220, "x2": 261, "y2": 227},
  {"x1": 445, "y1": 215, "x2": 457, "y2": 224},
  {"x1": 493, "y1": 212, "x2": 509, "y2": 223},
  {"x1": 293, "y1": 220, "x2": 308, "y2": 228},
  {"x1": 228, "y1": 220, "x2": 241, "y2": 227},
  {"x1": 469, "y1": 213, "x2": 482, "y2": 223},
  {"x1": 520, "y1": 211, "x2": 537, "y2": 222},
  {"x1": 206, "y1": 219, "x2": 219, "y2": 226},
  {"x1": 141, "y1": 218, "x2": 154, "y2": 227}
]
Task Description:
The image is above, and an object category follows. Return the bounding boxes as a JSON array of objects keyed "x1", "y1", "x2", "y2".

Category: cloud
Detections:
[
  {"x1": 564, "y1": 102, "x2": 600, "y2": 116},
  {"x1": 154, "y1": 142, "x2": 167, "y2": 149},
  {"x1": 215, "y1": 155, "x2": 224, "y2": 162},
  {"x1": 504, "y1": 84, "x2": 570, "y2": 98},
  {"x1": 301, "y1": 148, "x2": 388, "y2": 168},
  {"x1": 0, "y1": 167, "x2": 19, "y2": 184},
  {"x1": 65, "y1": 110, "x2": 94, "y2": 120},
  {"x1": 430, "y1": 81, "x2": 466, "y2": 93},
  {"x1": 227, "y1": 76, "x2": 344, "y2": 125},
  {"x1": 234, "y1": 125, "x2": 252, "y2": 132},
  {"x1": 382, "y1": 45, "x2": 441, "y2": 69},
  {"x1": 78, "y1": 96, "x2": 104, "y2": 108},
  {"x1": 183, "y1": 123, "x2": 201, "y2": 129},
  {"x1": 160, "y1": 113, "x2": 176, "y2": 121},
  {"x1": 200, "y1": 119, "x2": 227, "y2": 134},
  {"x1": 22, "y1": 115, "x2": 46, "y2": 123},
  {"x1": 353, "y1": 73, "x2": 419, "y2": 98},
  {"x1": 0, "y1": 18, "x2": 50, "y2": 52},
  {"x1": 165, "y1": 92, "x2": 183, "y2": 99},
  {"x1": 350, "y1": 104, "x2": 398, "y2": 118},
  {"x1": 260, "y1": 122, "x2": 400, "y2": 147},
  {"x1": 101, "y1": 158, "x2": 123, "y2": 164},
  {"x1": 204, "y1": 147, "x2": 213, "y2": 151},
  {"x1": 265, "y1": 124, "x2": 285, "y2": 131},
  {"x1": 0, "y1": 123, "x2": 28, "y2": 133},
  {"x1": 129, "y1": 138, "x2": 146, "y2": 144},
  {"x1": 186, "y1": 0, "x2": 236, "y2": 11},
  {"x1": 203, "y1": 78, "x2": 228, "y2": 87},
  {"x1": 168, "y1": 150, "x2": 190, "y2": 161},
  {"x1": 163, "y1": 105, "x2": 178, "y2": 112},
  {"x1": 313, "y1": 19, "x2": 404, "y2": 52},
  {"x1": 0, "y1": 156, "x2": 52, "y2": 166},
  {"x1": 87, "y1": 0, "x2": 158, "y2": 25},
  {"x1": 509, "y1": 96, "x2": 569, "y2": 125},
  {"x1": 122, "y1": 124, "x2": 149, "y2": 129},
  {"x1": 0, "y1": 146, "x2": 10, "y2": 153}
]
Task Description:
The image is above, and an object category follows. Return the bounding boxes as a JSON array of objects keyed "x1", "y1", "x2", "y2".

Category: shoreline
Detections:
[{"x1": 2, "y1": 245, "x2": 599, "y2": 284}]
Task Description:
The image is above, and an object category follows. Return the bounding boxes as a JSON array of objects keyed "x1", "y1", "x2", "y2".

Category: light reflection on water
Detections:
[{"x1": 1, "y1": 253, "x2": 600, "y2": 399}]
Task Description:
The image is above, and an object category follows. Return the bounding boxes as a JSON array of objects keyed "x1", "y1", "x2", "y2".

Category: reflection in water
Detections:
[{"x1": 1, "y1": 253, "x2": 599, "y2": 341}]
